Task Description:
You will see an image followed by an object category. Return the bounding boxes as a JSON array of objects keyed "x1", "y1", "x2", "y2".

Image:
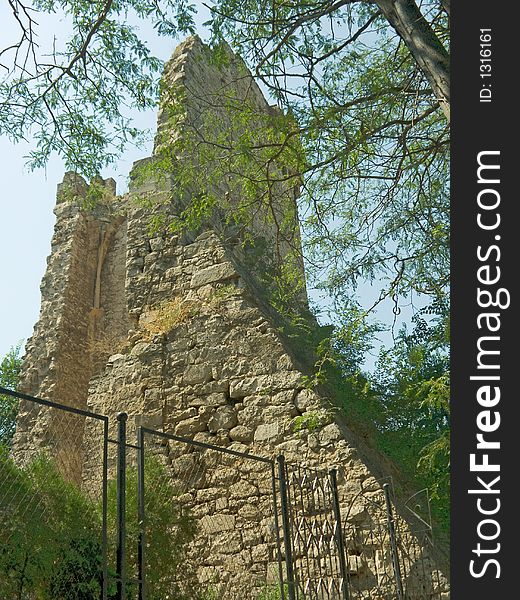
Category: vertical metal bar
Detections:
[
  {"x1": 102, "y1": 418, "x2": 109, "y2": 600},
  {"x1": 116, "y1": 412, "x2": 128, "y2": 600},
  {"x1": 384, "y1": 483, "x2": 405, "y2": 600},
  {"x1": 271, "y1": 461, "x2": 286, "y2": 600},
  {"x1": 137, "y1": 426, "x2": 146, "y2": 600},
  {"x1": 329, "y1": 469, "x2": 350, "y2": 600},
  {"x1": 277, "y1": 455, "x2": 296, "y2": 600}
]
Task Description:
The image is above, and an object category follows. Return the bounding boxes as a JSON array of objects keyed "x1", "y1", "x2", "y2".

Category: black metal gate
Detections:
[
  {"x1": 275, "y1": 464, "x2": 447, "y2": 600},
  {"x1": 276, "y1": 459, "x2": 350, "y2": 600},
  {"x1": 130, "y1": 423, "x2": 283, "y2": 600}
]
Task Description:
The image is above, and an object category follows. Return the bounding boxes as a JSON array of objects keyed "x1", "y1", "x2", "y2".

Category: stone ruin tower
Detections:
[{"x1": 13, "y1": 36, "x2": 449, "y2": 599}]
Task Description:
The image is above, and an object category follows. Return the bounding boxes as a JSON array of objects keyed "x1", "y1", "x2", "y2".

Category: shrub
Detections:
[
  {"x1": 0, "y1": 449, "x2": 103, "y2": 599},
  {"x1": 107, "y1": 456, "x2": 198, "y2": 600},
  {"x1": 0, "y1": 451, "x2": 198, "y2": 599},
  {"x1": 257, "y1": 583, "x2": 287, "y2": 600},
  {"x1": 292, "y1": 410, "x2": 331, "y2": 434}
]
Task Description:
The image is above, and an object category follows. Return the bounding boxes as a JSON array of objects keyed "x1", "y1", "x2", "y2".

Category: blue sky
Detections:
[{"x1": 0, "y1": 5, "x2": 200, "y2": 359}]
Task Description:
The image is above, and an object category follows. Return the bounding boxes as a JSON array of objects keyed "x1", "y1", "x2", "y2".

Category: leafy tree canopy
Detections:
[{"x1": 1, "y1": 0, "x2": 449, "y2": 312}]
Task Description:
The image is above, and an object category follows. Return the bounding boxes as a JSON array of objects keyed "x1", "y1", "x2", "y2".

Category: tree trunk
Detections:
[{"x1": 376, "y1": 0, "x2": 450, "y2": 122}]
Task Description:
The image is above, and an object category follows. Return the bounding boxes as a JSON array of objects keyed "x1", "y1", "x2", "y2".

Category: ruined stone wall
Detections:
[
  {"x1": 14, "y1": 35, "x2": 449, "y2": 599},
  {"x1": 154, "y1": 37, "x2": 306, "y2": 296},
  {"x1": 14, "y1": 175, "x2": 126, "y2": 479}
]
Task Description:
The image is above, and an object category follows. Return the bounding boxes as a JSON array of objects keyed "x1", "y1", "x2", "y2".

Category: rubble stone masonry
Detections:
[{"x1": 13, "y1": 36, "x2": 449, "y2": 599}]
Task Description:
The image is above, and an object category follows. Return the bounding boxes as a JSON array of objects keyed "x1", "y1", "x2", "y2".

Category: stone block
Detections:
[
  {"x1": 190, "y1": 262, "x2": 237, "y2": 288},
  {"x1": 251, "y1": 544, "x2": 270, "y2": 562},
  {"x1": 293, "y1": 389, "x2": 320, "y2": 411},
  {"x1": 183, "y1": 364, "x2": 213, "y2": 385},
  {"x1": 175, "y1": 416, "x2": 207, "y2": 436},
  {"x1": 229, "y1": 376, "x2": 262, "y2": 398},
  {"x1": 215, "y1": 497, "x2": 228, "y2": 511},
  {"x1": 188, "y1": 392, "x2": 228, "y2": 407},
  {"x1": 344, "y1": 503, "x2": 368, "y2": 525},
  {"x1": 229, "y1": 425, "x2": 253, "y2": 443},
  {"x1": 238, "y1": 503, "x2": 260, "y2": 519},
  {"x1": 208, "y1": 406, "x2": 238, "y2": 432},
  {"x1": 254, "y1": 423, "x2": 281, "y2": 443},
  {"x1": 266, "y1": 562, "x2": 286, "y2": 584},
  {"x1": 200, "y1": 514, "x2": 236, "y2": 534},
  {"x1": 319, "y1": 423, "x2": 342, "y2": 446},
  {"x1": 230, "y1": 480, "x2": 258, "y2": 500}
]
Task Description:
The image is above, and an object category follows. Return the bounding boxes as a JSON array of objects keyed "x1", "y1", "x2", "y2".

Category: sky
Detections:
[
  {"x1": 0, "y1": 2, "x2": 412, "y2": 368},
  {"x1": 0, "y1": 5, "x2": 201, "y2": 359}
]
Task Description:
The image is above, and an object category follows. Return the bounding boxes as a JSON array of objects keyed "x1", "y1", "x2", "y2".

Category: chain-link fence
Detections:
[
  {"x1": 0, "y1": 386, "x2": 109, "y2": 600},
  {"x1": 135, "y1": 426, "x2": 282, "y2": 600}
]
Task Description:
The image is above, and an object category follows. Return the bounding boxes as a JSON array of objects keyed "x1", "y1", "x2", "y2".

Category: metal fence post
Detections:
[
  {"x1": 102, "y1": 417, "x2": 109, "y2": 600},
  {"x1": 277, "y1": 455, "x2": 297, "y2": 600},
  {"x1": 271, "y1": 461, "x2": 286, "y2": 600},
  {"x1": 137, "y1": 426, "x2": 146, "y2": 600},
  {"x1": 329, "y1": 468, "x2": 350, "y2": 600},
  {"x1": 116, "y1": 412, "x2": 128, "y2": 600},
  {"x1": 384, "y1": 483, "x2": 405, "y2": 600}
]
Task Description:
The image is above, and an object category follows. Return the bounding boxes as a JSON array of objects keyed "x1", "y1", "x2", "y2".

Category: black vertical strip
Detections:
[
  {"x1": 452, "y1": 3, "x2": 517, "y2": 598},
  {"x1": 277, "y1": 455, "x2": 297, "y2": 600},
  {"x1": 137, "y1": 427, "x2": 146, "y2": 600},
  {"x1": 271, "y1": 461, "x2": 286, "y2": 600},
  {"x1": 116, "y1": 412, "x2": 128, "y2": 600},
  {"x1": 102, "y1": 417, "x2": 109, "y2": 600},
  {"x1": 329, "y1": 469, "x2": 349, "y2": 600}
]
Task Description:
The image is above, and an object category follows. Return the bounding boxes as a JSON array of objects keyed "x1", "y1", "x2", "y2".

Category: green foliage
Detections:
[
  {"x1": 261, "y1": 254, "x2": 308, "y2": 324},
  {"x1": 371, "y1": 305, "x2": 450, "y2": 536},
  {"x1": 209, "y1": 0, "x2": 450, "y2": 315},
  {"x1": 293, "y1": 410, "x2": 331, "y2": 434},
  {"x1": 106, "y1": 456, "x2": 198, "y2": 600},
  {"x1": 198, "y1": 586, "x2": 220, "y2": 600},
  {"x1": 0, "y1": 451, "x2": 103, "y2": 599},
  {"x1": 0, "y1": 452, "x2": 198, "y2": 599},
  {"x1": 132, "y1": 48, "x2": 305, "y2": 254},
  {"x1": 275, "y1": 305, "x2": 384, "y2": 443},
  {"x1": 0, "y1": 344, "x2": 23, "y2": 448},
  {"x1": 2, "y1": 0, "x2": 451, "y2": 549},
  {"x1": 280, "y1": 298, "x2": 449, "y2": 540},
  {"x1": 209, "y1": 283, "x2": 240, "y2": 306},
  {"x1": 256, "y1": 583, "x2": 287, "y2": 600},
  {"x1": 1, "y1": 1, "x2": 197, "y2": 176}
]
